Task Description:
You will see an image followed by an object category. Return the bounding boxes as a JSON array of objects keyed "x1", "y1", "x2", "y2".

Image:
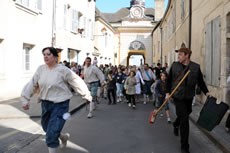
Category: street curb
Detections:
[
  {"x1": 30, "y1": 102, "x2": 87, "y2": 118},
  {"x1": 16, "y1": 102, "x2": 87, "y2": 119},
  {"x1": 189, "y1": 116, "x2": 230, "y2": 153},
  {"x1": 70, "y1": 102, "x2": 87, "y2": 115}
]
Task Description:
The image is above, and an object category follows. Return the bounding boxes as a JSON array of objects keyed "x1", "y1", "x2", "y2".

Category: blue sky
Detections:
[{"x1": 96, "y1": 0, "x2": 168, "y2": 13}]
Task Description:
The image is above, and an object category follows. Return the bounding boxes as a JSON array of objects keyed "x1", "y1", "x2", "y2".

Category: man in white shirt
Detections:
[
  {"x1": 83, "y1": 57, "x2": 105, "y2": 118},
  {"x1": 141, "y1": 63, "x2": 156, "y2": 104}
]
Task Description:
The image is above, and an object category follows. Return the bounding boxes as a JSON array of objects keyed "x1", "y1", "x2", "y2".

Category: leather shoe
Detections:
[{"x1": 173, "y1": 125, "x2": 179, "y2": 136}]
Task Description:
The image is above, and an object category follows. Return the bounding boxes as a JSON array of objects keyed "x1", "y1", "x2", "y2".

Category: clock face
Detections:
[
  {"x1": 130, "y1": 6, "x2": 144, "y2": 18},
  {"x1": 132, "y1": 41, "x2": 141, "y2": 50}
]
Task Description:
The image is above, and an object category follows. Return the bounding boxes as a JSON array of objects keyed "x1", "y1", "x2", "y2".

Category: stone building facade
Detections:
[
  {"x1": 0, "y1": 0, "x2": 95, "y2": 100},
  {"x1": 152, "y1": 0, "x2": 230, "y2": 103},
  {"x1": 98, "y1": 0, "x2": 165, "y2": 66}
]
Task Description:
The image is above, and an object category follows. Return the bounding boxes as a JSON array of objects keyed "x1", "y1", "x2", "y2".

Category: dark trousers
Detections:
[
  {"x1": 143, "y1": 80, "x2": 153, "y2": 95},
  {"x1": 128, "y1": 94, "x2": 135, "y2": 105},
  {"x1": 226, "y1": 114, "x2": 230, "y2": 128},
  {"x1": 41, "y1": 100, "x2": 69, "y2": 148},
  {"x1": 173, "y1": 98, "x2": 193, "y2": 150},
  {"x1": 107, "y1": 88, "x2": 116, "y2": 104}
]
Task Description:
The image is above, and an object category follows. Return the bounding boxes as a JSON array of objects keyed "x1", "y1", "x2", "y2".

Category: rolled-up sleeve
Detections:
[{"x1": 21, "y1": 68, "x2": 39, "y2": 100}]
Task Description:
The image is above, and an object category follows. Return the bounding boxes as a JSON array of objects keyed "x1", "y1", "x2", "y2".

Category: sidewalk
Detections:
[
  {"x1": 0, "y1": 94, "x2": 86, "y2": 119},
  {"x1": 189, "y1": 100, "x2": 230, "y2": 153}
]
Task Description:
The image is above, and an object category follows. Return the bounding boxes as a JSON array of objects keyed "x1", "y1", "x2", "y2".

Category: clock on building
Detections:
[
  {"x1": 132, "y1": 41, "x2": 142, "y2": 50},
  {"x1": 130, "y1": 6, "x2": 144, "y2": 19}
]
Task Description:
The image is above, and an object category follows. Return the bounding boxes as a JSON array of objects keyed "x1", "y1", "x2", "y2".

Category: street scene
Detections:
[
  {"x1": 0, "y1": 95, "x2": 226, "y2": 153},
  {"x1": 1, "y1": 0, "x2": 230, "y2": 153}
]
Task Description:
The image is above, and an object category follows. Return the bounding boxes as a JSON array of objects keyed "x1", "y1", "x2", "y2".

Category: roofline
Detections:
[
  {"x1": 151, "y1": 0, "x2": 171, "y2": 34},
  {"x1": 95, "y1": 16, "x2": 115, "y2": 32}
]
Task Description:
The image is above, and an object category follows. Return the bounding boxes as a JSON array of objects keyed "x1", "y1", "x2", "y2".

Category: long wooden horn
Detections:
[{"x1": 149, "y1": 70, "x2": 191, "y2": 124}]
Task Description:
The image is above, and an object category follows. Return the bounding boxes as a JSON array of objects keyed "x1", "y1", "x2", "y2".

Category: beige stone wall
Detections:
[{"x1": 153, "y1": 0, "x2": 230, "y2": 103}]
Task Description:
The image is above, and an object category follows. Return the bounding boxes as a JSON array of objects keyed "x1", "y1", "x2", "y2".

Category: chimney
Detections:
[{"x1": 155, "y1": 0, "x2": 165, "y2": 21}]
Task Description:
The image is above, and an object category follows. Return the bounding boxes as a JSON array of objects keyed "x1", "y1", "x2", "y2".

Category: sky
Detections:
[{"x1": 96, "y1": 0, "x2": 168, "y2": 13}]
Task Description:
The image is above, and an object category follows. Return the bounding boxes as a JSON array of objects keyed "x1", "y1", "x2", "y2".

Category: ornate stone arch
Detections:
[
  {"x1": 129, "y1": 40, "x2": 145, "y2": 50},
  {"x1": 127, "y1": 40, "x2": 146, "y2": 66}
]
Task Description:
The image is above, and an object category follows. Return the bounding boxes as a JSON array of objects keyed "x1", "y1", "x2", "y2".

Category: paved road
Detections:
[{"x1": 1, "y1": 98, "x2": 222, "y2": 153}]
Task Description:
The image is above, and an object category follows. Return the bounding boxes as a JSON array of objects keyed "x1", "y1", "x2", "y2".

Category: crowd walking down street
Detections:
[
  {"x1": 0, "y1": 47, "x2": 228, "y2": 153},
  {"x1": 1, "y1": 0, "x2": 230, "y2": 152}
]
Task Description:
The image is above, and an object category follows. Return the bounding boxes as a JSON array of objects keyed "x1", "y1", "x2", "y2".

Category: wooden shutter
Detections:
[
  {"x1": 205, "y1": 22, "x2": 212, "y2": 84},
  {"x1": 212, "y1": 16, "x2": 221, "y2": 86}
]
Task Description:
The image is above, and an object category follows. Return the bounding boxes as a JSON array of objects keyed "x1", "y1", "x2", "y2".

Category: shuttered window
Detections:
[
  {"x1": 205, "y1": 16, "x2": 221, "y2": 86},
  {"x1": 71, "y1": 9, "x2": 79, "y2": 32},
  {"x1": 22, "y1": 44, "x2": 33, "y2": 71}
]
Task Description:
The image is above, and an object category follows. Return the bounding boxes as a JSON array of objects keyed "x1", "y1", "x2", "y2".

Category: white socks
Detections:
[{"x1": 48, "y1": 147, "x2": 57, "y2": 153}]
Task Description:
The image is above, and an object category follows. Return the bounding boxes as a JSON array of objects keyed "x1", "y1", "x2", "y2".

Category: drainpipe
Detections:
[
  {"x1": 188, "y1": 0, "x2": 192, "y2": 49},
  {"x1": 160, "y1": 27, "x2": 163, "y2": 65},
  {"x1": 51, "y1": 0, "x2": 56, "y2": 47}
]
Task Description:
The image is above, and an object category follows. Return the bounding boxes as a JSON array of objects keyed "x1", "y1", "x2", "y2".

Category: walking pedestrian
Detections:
[
  {"x1": 124, "y1": 70, "x2": 137, "y2": 109},
  {"x1": 107, "y1": 70, "x2": 117, "y2": 104},
  {"x1": 154, "y1": 71, "x2": 171, "y2": 123},
  {"x1": 166, "y1": 47, "x2": 210, "y2": 153},
  {"x1": 115, "y1": 67, "x2": 125, "y2": 102},
  {"x1": 140, "y1": 63, "x2": 156, "y2": 104},
  {"x1": 134, "y1": 66, "x2": 145, "y2": 102},
  {"x1": 83, "y1": 57, "x2": 105, "y2": 118},
  {"x1": 21, "y1": 47, "x2": 92, "y2": 153}
]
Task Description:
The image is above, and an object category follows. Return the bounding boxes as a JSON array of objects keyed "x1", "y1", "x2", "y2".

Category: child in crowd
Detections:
[
  {"x1": 154, "y1": 71, "x2": 171, "y2": 123},
  {"x1": 124, "y1": 70, "x2": 136, "y2": 109},
  {"x1": 115, "y1": 68, "x2": 125, "y2": 102},
  {"x1": 107, "y1": 70, "x2": 116, "y2": 104}
]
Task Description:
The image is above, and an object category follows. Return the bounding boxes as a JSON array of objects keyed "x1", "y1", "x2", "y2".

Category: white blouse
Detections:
[{"x1": 21, "y1": 64, "x2": 92, "y2": 104}]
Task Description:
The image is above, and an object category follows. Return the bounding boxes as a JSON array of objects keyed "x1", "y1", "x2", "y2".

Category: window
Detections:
[
  {"x1": 89, "y1": 20, "x2": 94, "y2": 40},
  {"x1": 205, "y1": 16, "x2": 221, "y2": 86},
  {"x1": 16, "y1": 0, "x2": 42, "y2": 11},
  {"x1": 71, "y1": 9, "x2": 79, "y2": 32},
  {"x1": 79, "y1": 16, "x2": 87, "y2": 37},
  {"x1": 63, "y1": 4, "x2": 68, "y2": 30},
  {"x1": 22, "y1": 44, "x2": 33, "y2": 71}
]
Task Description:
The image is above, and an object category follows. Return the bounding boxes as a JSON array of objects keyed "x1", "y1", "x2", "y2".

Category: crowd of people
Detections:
[
  {"x1": 61, "y1": 58, "x2": 171, "y2": 113},
  {"x1": 55, "y1": 48, "x2": 210, "y2": 153},
  {"x1": 21, "y1": 46, "x2": 230, "y2": 153}
]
